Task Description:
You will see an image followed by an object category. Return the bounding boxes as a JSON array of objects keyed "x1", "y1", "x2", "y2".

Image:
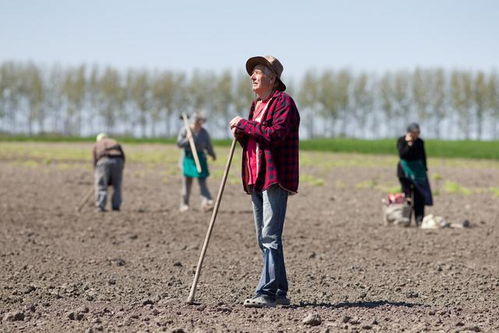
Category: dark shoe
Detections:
[
  {"x1": 276, "y1": 295, "x2": 291, "y2": 306},
  {"x1": 243, "y1": 295, "x2": 276, "y2": 308},
  {"x1": 112, "y1": 208, "x2": 120, "y2": 212}
]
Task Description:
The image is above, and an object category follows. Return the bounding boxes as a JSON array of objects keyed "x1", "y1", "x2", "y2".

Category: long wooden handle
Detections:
[
  {"x1": 187, "y1": 138, "x2": 237, "y2": 304},
  {"x1": 182, "y1": 113, "x2": 202, "y2": 174},
  {"x1": 76, "y1": 186, "x2": 94, "y2": 212}
]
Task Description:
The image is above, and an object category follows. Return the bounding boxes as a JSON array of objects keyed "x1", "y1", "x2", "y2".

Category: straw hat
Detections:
[
  {"x1": 96, "y1": 133, "x2": 108, "y2": 142},
  {"x1": 245, "y1": 55, "x2": 286, "y2": 91}
]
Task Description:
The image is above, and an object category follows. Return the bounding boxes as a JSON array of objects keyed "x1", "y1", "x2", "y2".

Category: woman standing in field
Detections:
[
  {"x1": 177, "y1": 112, "x2": 216, "y2": 212},
  {"x1": 397, "y1": 123, "x2": 433, "y2": 226}
]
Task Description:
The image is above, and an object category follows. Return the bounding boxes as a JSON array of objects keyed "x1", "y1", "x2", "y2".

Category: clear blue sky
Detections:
[{"x1": 1, "y1": 0, "x2": 498, "y2": 79}]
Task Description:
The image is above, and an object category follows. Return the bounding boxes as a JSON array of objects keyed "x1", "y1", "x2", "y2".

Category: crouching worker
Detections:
[
  {"x1": 93, "y1": 133, "x2": 125, "y2": 212},
  {"x1": 177, "y1": 112, "x2": 216, "y2": 212},
  {"x1": 397, "y1": 123, "x2": 433, "y2": 226}
]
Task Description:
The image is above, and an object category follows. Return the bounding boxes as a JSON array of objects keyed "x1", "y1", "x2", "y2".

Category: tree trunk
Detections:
[
  {"x1": 141, "y1": 115, "x2": 147, "y2": 138},
  {"x1": 493, "y1": 115, "x2": 498, "y2": 140},
  {"x1": 476, "y1": 109, "x2": 483, "y2": 140},
  {"x1": 76, "y1": 110, "x2": 82, "y2": 136},
  {"x1": 165, "y1": 109, "x2": 172, "y2": 138},
  {"x1": 38, "y1": 107, "x2": 45, "y2": 134},
  {"x1": 433, "y1": 115, "x2": 441, "y2": 139},
  {"x1": 27, "y1": 111, "x2": 33, "y2": 136},
  {"x1": 306, "y1": 109, "x2": 315, "y2": 139},
  {"x1": 340, "y1": 111, "x2": 348, "y2": 137},
  {"x1": 151, "y1": 118, "x2": 156, "y2": 138},
  {"x1": 369, "y1": 110, "x2": 378, "y2": 139}
]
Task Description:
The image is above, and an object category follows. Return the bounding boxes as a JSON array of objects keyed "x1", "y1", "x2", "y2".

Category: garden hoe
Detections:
[
  {"x1": 186, "y1": 138, "x2": 237, "y2": 304},
  {"x1": 76, "y1": 186, "x2": 94, "y2": 212},
  {"x1": 181, "y1": 112, "x2": 202, "y2": 174}
]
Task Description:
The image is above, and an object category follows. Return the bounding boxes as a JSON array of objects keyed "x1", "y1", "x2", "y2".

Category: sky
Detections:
[{"x1": 1, "y1": 0, "x2": 499, "y2": 80}]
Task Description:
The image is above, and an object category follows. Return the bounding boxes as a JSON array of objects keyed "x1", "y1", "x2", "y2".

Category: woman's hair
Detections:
[
  {"x1": 407, "y1": 122, "x2": 420, "y2": 132},
  {"x1": 193, "y1": 112, "x2": 207, "y2": 123}
]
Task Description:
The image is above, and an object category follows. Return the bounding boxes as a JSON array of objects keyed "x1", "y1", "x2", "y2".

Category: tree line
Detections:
[{"x1": 1, "y1": 61, "x2": 498, "y2": 140}]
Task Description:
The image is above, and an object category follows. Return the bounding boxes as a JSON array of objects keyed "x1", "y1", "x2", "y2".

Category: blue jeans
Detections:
[{"x1": 251, "y1": 185, "x2": 289, "y2": 298}]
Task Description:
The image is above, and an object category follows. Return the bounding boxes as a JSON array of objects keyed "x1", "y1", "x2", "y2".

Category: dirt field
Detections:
[{"x1": 1, "y1": 142, "x2": 498, "y2": 332}]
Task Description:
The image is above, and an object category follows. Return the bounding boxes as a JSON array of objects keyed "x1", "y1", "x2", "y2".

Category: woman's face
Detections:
[
  {"x1": 410, "y1": 130, "x2": 421, "y2": 140},
  {"x1": 194, "y1": 119, "x2": 205, "y2": 128}
]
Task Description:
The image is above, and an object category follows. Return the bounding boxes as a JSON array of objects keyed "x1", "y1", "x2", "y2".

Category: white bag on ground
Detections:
[
  {"x1": 421, "y1": 214, "x2": 449, "y2": 229},
  {"x1": 383, "y1": 202, "x2": 411, "y2": 227}
]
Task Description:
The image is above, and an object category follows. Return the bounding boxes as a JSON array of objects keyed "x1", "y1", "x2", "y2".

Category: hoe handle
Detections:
[
  {"x1": 76, "y1": 186, "x2": 94, "y2": 212},
  {"x1": 182, "y1": 112, "x2": 202, "y2": 174},
  {"x1": 187, "y1": 138, "x2": 237, "y2": 304}
]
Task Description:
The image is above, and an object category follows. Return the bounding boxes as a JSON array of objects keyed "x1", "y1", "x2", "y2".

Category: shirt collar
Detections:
[{"x1": 254, "y1": 90, "x2": 281, "y2": 104}]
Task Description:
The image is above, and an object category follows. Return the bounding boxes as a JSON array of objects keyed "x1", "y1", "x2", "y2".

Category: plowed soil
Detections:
[{"x1": 1, "y1": 143, "x2": 498, "y2": 332}]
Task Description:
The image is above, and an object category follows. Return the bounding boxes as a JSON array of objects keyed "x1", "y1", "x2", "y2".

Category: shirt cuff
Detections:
[{"x1": 235, "y1": 119, "x2": 246, "y2": 134}]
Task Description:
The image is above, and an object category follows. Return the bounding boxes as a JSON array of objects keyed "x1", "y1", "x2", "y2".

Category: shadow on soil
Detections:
[{"x1": 292, "y1": 300, "x2": 426, "y2": 309}]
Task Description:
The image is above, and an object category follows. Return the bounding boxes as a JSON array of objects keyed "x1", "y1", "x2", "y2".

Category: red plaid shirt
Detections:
[{"x1": 235, "y1": 90, "x2": 300, "y2": 194}]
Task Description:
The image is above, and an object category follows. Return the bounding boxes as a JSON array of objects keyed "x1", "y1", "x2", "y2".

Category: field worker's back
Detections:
[{"x1": 93, "y1": 138, "x2": 125, "y2": 166}]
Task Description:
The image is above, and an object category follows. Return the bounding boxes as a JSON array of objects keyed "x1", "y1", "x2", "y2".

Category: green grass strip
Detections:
[{"x1": 1, "y1": 135, "x2": 498, "y2": 160}]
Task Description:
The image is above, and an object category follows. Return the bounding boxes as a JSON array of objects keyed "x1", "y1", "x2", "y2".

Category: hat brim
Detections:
[{"x1": 245, "y1": 56, "x2": 286, "y2": 92}]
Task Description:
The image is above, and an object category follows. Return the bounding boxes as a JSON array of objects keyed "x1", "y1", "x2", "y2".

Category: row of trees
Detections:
[{"x1": 1, "y1": 61, "x2": 498, "y2": 139}]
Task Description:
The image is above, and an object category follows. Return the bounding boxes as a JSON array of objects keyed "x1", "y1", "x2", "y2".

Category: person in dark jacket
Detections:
[{"x1": 397, "y1": 123, "x2": 433, "y2": 226}]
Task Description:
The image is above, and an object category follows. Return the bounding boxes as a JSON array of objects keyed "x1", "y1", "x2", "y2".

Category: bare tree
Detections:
[
  {"x1": 393, "y1": 71, "x2": 412, "y2": 134},
  {"x1": 379, "y1": 72, "x2": 395, "y2": 136},
  {"x1": 0, "y1": 63, "x2": 10, "y2": 132},
  {"x1": 488, "y1": 72, "x2": 499, "y2": 139},
  {"x1": 212, "y1": 70, "x2": 233, "y2": 137},
  {"x1": 152, "y1": 71, "x2": 186, "y2": 137},
  {"x1": 352, "y1": 73, "x2": 373, "y2": 138},
  {"x1": 412, "y1": 68, "x2": 431, "y2": 132},
  {"x1": 473, "y1": 71, "x2": 487, "y2": 140},
  {"x1": 233, "y1": 73, "x2": 254, "y2": 116},
  {"x1": 23, "y1": 64, "x2": 45, "y2": 135},
  {"x1": 98, "y1": 67, "x2": 125, "y2": 134},
  {"x1": 298, "y1": 70, "x2": 319, "y2": 138},
  {"x1": 318, "y1": 70, "x2": 338, "y2": 137},
  {"x1": 430, "y1": 69, "x2": 446, "y2": 138},
  {"x1": 62, "y1": 65, "x2": 86, "y2": 135},
  {"x1": 0, "y1": 62, "x2": 22, "y2": 133},
  {"x1": 127, "y1": 70, "x2": 151, "y2": 137},
  {"x1": 87, "y1": 65, "x2": 101, "y2": 133},
  {"x1": 451, "y1": 71, "x2": 473, "y2": 139},
  {"x1": 189, "y1": 70, "x2": 215, "y2": 114},
  {"x1": 45, "y1": 65, "x2": 64, "y2": 135},
  {"x1": 335, "y1": 69, "x2": 351, "y2": 137}
]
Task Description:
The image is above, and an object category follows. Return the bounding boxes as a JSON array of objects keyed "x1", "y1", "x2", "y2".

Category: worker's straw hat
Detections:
[
  {"x1": 96, "y1": 133, "x2": 107, "y2": 142},
  {"x1": 246, "y1": 55, "x2": 286, "y2": 92}
]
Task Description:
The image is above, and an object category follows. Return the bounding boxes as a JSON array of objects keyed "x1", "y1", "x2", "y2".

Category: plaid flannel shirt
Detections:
[{"x1": 235, "y1": 90, "x2": 300, "y2": 194}]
